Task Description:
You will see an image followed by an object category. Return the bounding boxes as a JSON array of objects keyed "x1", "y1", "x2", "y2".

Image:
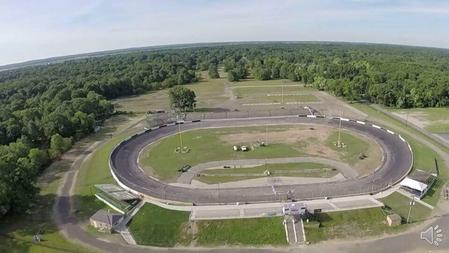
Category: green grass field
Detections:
[
  {"x1": 425, "y1": 124, "x2": 449, "y2": 134},
  {"x1": 141, "y1": 126, "x2": 302, "y2": 181},
  {"x1": 128, "y1": 204, "x2": 191, "y2": 247},
  {"x1": 305, "y1": 208, "x2": 403, "y2": 243},
  {"x1": 327, "y1": 131, "x2": 381, "y2": 166},
  {"x1": 302, "y1": 192, "x2": 433, "y2": 244},
  {"x1": 128, "y1": 203, "x2": 286, "y2": 247},
  {"x1": 196, "y1": 217, "x2": 287, "y2": 246},
  {"x1": 230, "y1": 79, "x2": 308, "y2": 87},
  {"x1": 197, "y1": 162, "x2": 339, "y2": 184},
  {"x1": 391, "y1": 108, "x2": 449, "y2": 133},
  {"x1": 114, "y1": 71, "x2": 229, "y2": 113},
  {"x1": 380, "y1": 192, "x2": 432, "y2": 223},
  {"x1": 141, "y1": 125, "x2": 377, "y2": 182},
  {"x1": 233, "y1": 85, "x2": 319, "y2": 104},
  {"x1": 114, "y1": 73, "x2": 325, "y2": 114}
]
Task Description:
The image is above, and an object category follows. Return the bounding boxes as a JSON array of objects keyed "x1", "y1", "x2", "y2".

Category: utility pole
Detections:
[{"x1": 407, "y1": 197, "x2": 416, "y2": 223}]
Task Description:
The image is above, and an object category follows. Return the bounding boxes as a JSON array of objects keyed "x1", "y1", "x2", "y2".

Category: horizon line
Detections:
[{"x1": 2, "y1": 40, "x2": 449, "y2": 70}]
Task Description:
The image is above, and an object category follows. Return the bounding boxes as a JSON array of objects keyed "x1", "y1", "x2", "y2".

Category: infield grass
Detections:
[
  {"x1": 141, "y1": 125, "x2": 376, "y2": 182},
  {"x1": 326, "y1": 131, "x2": 382, "y2": 167},
  {"x1": 197, "y1": 162, "x2": 339, "y2": 184}
]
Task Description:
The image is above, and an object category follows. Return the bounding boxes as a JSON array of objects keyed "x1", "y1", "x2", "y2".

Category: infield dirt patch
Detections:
[{"x1": 222, "y1": 125, "x2": 340, "y2": 161}]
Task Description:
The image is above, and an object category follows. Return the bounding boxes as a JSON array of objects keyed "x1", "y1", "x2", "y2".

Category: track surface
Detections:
[{"x1": 110, "y1": 116, "x2": 412, "y2": 204}]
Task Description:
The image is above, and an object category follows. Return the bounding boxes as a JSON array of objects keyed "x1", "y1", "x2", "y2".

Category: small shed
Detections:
[
  {"x1": 400, "y1": 170, "x2": 437, "y2": 199},
  {"x1": 90, "y1": 209, "x2": 123, "y2": 232},
  {"x1": 400, "y1": 177, "x2": 428, "y2": 192},
  {"x1": 400, "y1": 177, "x2": 430, "y2": 199},
  {"x1": 386, "y1": 214, "x2": 402, "y2": 227}
]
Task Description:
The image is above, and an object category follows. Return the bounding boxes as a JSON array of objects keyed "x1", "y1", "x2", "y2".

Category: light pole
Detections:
[
  {"x1": 337, "y1": 115, "x2": 342, "y2": 147},
  {"x1": 407, "y1": 197, "x2": 416, "y2": 223}
]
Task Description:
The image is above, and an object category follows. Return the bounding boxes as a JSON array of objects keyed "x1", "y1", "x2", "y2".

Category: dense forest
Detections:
[
  {"x1": 216, "y1": 43, "x2": 449, "y2": 108},
  {"x1": 0, "y1": 50, "x2": 197, "y2": 217},
  {"x1": 1, "y1": 42, "x2": 449, "y2": 218}
]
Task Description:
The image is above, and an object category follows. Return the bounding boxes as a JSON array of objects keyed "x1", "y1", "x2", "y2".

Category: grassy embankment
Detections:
[{"x1": 128, "y1": 203, "x2": 287, "y2": 247}]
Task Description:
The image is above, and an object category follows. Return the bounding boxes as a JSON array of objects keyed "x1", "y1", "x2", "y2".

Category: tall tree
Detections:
[{"x1": 168, "y1": 86, "x2": 197, "y2": 111}]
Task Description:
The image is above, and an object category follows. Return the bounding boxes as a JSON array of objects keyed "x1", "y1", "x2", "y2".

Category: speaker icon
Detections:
[{"x1": 420, "y1": 225, "x2": 444, "y2": 246}]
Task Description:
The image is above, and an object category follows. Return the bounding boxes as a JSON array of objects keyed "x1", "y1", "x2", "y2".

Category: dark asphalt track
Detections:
[{"x1": 110, "y1": 116, "x2": 413, "y2": 204}]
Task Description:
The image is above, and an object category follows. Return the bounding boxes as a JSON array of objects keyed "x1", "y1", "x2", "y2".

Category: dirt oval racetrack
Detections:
[{"x1": 110, "y1": 116, "x2": 413, "y2": 204}]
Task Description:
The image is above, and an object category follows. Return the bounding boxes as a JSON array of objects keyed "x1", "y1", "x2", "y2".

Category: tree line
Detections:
[{"x1": 0, "y1": 50, "x2": 199, "y2": 217}]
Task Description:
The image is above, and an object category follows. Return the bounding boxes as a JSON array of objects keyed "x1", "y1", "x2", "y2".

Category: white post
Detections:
[
  {"x1": 407, "y1": 197, "x2": 415, "y2": 223},
  {"x1": 337, "y1": 116, "x2": 342, "y2": 147}
]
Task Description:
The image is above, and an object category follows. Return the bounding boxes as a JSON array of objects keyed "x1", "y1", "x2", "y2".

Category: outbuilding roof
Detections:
[
  {"x1": 90, "y1": 209, "x2": 123, "y2": 226},
  {"x1": 400, "y1": 177, "x2": 428, "y2": 192}
]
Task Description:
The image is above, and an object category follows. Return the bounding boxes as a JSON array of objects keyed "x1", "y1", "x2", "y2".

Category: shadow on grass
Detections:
[
  {"x1": 314, "y1": 212, "x2": 333, "y2": 224},
  {"x1": 194, "y1": 107, "x2": 230, "y2": 113}
]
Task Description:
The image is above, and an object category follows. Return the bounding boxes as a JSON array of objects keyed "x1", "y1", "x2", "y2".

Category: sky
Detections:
[{"x1": 1, "y1": 0, "x2": 449, "y2": 66}]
